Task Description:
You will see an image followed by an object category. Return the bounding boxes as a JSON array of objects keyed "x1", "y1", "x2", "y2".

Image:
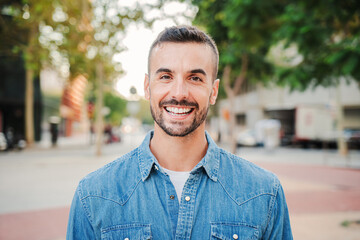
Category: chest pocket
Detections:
[
  {"x1": 210, "y1": 223, "x2": 259, "y2": 240},
  {"x1": 101, "y1": 223, "x2": 151, "y2": 240}
]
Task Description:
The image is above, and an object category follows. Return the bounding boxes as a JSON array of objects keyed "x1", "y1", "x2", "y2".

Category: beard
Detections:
[{"x1": 150, "y1": 98, "x2": 209, "y2": 137}]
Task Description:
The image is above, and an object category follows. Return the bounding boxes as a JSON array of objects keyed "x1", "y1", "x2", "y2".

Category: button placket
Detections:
[
  {"x1": 164, "y1": 172, "x2": 180, "y2": 237},
  {"x1": 174, "y1": 173, "x2": 201, "y2": 240}
]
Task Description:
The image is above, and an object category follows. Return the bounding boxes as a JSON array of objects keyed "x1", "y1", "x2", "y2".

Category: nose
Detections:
[{"x1": 171, "y1": 78, "x2": 189, "y2": 100}]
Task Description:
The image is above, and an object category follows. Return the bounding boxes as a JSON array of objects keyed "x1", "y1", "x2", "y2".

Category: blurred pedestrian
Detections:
[
  {"x1": 5, "y1": 127, "x2": 14, "y2": 149},
  {"x1": 67, "y1": 26, "x2": 292, "y2": 239},
  {"x1": 89, "y1": 123, "x2": 95, "y2": 145},
  {"x1": 49, "y1": 116, "x2": 60, "y2": 147},
  {"x1": 104, "y1": 123, "x2": 113, "y2": 144}
]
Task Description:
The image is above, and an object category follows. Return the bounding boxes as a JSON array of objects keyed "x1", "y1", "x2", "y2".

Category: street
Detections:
[{"x1": 0, "y1": 132, "x2": 359, "y2": 240}]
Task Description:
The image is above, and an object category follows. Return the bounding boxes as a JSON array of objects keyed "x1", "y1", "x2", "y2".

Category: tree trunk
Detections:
[
  {"x1": 336, "y1": 82, "x2": 347, "y2": 156},
  {"x1": 95, "y1": 61, "x2": 104, "y2": 156},
  {"x1": 228, "y1": 90, "x2": 237, "y2": 154},
  {"x1": 223, "y1": 65, "x2": 238, "y2": 154},
  {"x1": 25, "y1": 68, "x2": 34, "y2": 145},
  {"x1": 24, "y1": 24, "x2": 37, "y2": 146},
  {"x1": 222, "y1": 54, "x2": 248, "y2": 154}
]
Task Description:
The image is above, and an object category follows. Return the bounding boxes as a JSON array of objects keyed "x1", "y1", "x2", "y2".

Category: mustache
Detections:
[{"x1": 159, "y1": 99, "x2": 198, "y2": 108}]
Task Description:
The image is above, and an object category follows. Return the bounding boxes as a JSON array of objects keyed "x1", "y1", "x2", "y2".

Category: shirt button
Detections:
[
  {"x1": 154, "y1": 165, "x2": 159, "y2": 170},
  {"x1": 124, "y1": 238, "x2": 129, "y2": 240},
  {"x1": 170, "y1": 195, "x2": 175, "y2": 200},
  {"x1": 185, "y1": 196, "x2": 190, "y2": 201},
  {"x1": 233, "y1": 234, "x2": 238, "y2": 239}
]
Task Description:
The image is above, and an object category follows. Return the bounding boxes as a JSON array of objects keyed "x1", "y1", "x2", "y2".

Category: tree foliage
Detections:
[
  {"x1": 1, "y1": 0, "x2": 60, "y2": 144},
  {"x1": 273, "y1": 0, "x2": 360, "y2": 90},
  {"x1": 104, "y1": 91, "x2": 127, "y2": 125},
  {"x1": 0, "y1": 0, "x2": 146, "y2": 146},
  {"x1": 192, "y1": 0, "x2": 360, "y2": 155},
  {"x1": 193, "y1": 0, "x2": 283, "y2": 96},
  {"x1": 0, "y1": 0, "x2": 56, "y2": 70},
  {"x1": 192, "y1": 0, "x2": 285, "y2": 152},
  {"x1": 193, "y1": 0, "x2": 360, "y2": 91}
]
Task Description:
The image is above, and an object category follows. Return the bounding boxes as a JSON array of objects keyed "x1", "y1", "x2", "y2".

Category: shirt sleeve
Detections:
[
  {"x1": 263, "y1": 183, "x2": 293, "y2": 239},
  {"x1": 66, "y1": 186, "x2": 95, "y2": 240}
]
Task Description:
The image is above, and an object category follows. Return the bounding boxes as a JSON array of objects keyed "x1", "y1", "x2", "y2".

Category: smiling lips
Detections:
[{"x1": 165, "y1": 106, "x2": 194, "y2": 116}]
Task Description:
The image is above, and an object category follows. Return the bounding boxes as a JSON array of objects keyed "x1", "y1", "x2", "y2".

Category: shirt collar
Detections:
[{"x1": 138, "y1": 130, "x2": 220, "y2": 182}]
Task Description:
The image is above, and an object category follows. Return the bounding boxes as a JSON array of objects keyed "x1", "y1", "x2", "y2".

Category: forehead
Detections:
[{"x1": 149, "y1": 42, "x2": 215, "y2": 76}]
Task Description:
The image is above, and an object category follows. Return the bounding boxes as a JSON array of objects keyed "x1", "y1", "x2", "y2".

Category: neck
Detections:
[{"x1": 150, "y1": 124, "x2": 208, "y2": 171}]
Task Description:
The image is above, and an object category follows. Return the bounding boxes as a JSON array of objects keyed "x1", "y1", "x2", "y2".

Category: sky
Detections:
[
  {"x1": 114, "y1": 25, "x2": 155, "y2": 99},
  {"x1": 114, "y1": 1, "x2": 196, "y2": 99}
]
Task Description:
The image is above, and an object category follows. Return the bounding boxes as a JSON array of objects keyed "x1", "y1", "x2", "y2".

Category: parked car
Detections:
[
  {"x1": 237, "y1": 119, "x2": 282, "y2": 148},
  {"x1": 0, "y1": 129, "x2": 26, "y2": 151},
  {"x1": 0, "y1": 132, "x2": 7, "y2": 151},
  {"x1": 254, "y1": 119, "x2": 281, "y2": 148},
  {"x1": 236, "y1": 129, "x2": 258, "y2": 147},
  {"x1": 344, "y1": 129, "x2": 360, "y2": 149}
]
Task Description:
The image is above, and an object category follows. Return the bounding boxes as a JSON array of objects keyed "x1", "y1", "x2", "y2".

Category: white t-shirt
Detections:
[{"x1": 163, "y1": 167, "x2": 191, "y2": 203}]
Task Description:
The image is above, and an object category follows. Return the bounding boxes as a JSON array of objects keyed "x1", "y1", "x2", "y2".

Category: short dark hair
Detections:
[{"x1": 148, "y1": 25, "x2": 219, "y2": 80}]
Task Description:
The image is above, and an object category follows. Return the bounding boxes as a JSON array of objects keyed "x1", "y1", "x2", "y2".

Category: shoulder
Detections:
[
  {"x1": 218, "y1": 148, "x2": 278, "y2": 183},
  {"x1": 77, "y1": 148, "x2": 142, "y2": 205},
  {"x1": 217, "y1": 148, "x2": 281, "y2": 205}
]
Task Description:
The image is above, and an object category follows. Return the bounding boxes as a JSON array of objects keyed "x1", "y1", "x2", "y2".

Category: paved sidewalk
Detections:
[
  {"x1": 0, "y1": 135, "x2": 359, "y2": 240},
  {"x1": 235, "y1": 145, "x2": 360, "y2": 169},
  {"x1": 254, "y1": 161, "x2": 360, "y2": 240},
  {"x1": 0, "y1": 207, "x2": 69, "y2": 240},
  {"x1": 243, "y1": 147, "x2": 360, "y2": 240}
]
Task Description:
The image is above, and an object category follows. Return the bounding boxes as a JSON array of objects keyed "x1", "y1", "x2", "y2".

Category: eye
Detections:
[
  {"x1": 160, "y1": 74, "x2": 172, "y2": 80},
  {"x1": 189, "y1": 76, "x2": 202, "y2": 82}
]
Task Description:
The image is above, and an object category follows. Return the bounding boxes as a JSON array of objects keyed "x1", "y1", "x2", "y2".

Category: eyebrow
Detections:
[
  {"x1": 155, "y1": 68, "x2": 207, "y2": 76},
  {"x1": 155, "y1": 68, "x2": 172, "y2": 75},
  {"x1": 189, "y1": 69, "x2": 206, "y2": 76}
]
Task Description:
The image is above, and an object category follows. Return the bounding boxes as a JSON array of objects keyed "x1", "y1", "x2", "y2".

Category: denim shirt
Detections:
[{"x1": 67, "y1": 131, "x2": 293, "y2": 240}]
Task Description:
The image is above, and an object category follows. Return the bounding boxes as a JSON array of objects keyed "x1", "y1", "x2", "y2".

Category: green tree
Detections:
[
  {"x1": 1, "y1": 0, "x2": 143, "y2": 154},
  {"x1": 104, "y1": 91, "x2": 128, "y2": 125},
  {"x1": 193, "y1": 0, "x2": 360, "y2": 154},
  {"x1": 1, "y1": 0, "x2": 94, "y2": 145},
  {"x1": 1, "y1": 0, "x2": 58, "y2": 145},
  {"x1": 193, "y1": 0, "x2": 283, "y2": 153},
  {"x1": 84, "y1": 0, "x2": 144, "y2": 156},
  {"x1": 273, "y1": 1, "x2": 360, "y2": 89},
  {"x1": 271, "y1": 1, "x2": 360, "y2": 155}
]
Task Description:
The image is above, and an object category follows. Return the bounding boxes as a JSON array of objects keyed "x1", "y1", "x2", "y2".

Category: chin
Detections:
[{"x1": 162, "y1": 124, "x2": 200, "y2": 137}]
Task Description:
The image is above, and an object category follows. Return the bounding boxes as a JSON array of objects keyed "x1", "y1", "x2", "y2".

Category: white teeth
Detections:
[{"x1": 166, "y1": 107, "x2": 191, "y2": 114}]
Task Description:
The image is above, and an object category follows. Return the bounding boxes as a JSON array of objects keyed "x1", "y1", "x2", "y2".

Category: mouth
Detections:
[{"x1": 164, "y1": 106, "x2": 194, "y2": 116}]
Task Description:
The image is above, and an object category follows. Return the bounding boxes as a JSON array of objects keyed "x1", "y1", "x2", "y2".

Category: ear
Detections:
[
  {"x1": 144, "y1": 74, "x2": 150, "y2": 100},
  {"x1": 210, "y1": 79, "x2": 220, "y2": 105}
]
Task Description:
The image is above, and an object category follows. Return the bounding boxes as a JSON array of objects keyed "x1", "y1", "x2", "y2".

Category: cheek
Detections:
[
  {"x1": 193, "y1": 91, "x2": 212, "y2": 106},
  {"x1": 150, "y1": 83, "x2": 171, "y2": 99},
  {"x1": 190, "y1": 85, "x2": 212, "y2": 97},
  {"x1": 148, "y1": 88, "x2": 164, "y2": 108}
]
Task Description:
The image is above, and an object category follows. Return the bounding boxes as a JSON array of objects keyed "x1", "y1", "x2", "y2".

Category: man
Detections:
[{"x1": 67, "y1": 25, "x2": 293, "y2": 239}]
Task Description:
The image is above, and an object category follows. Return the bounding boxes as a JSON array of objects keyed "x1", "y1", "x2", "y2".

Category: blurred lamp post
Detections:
[
  {"x1": 127, "y1": 86, "x2": 140, "y2": 117},
  {"x1": 126, "y1": 87, "x2": 140, "y2": 146}
]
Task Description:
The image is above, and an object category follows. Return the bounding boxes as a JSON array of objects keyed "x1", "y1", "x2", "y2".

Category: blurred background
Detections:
[{"x1": 0, "y1": 0, "x2": 359, "y2": 239}]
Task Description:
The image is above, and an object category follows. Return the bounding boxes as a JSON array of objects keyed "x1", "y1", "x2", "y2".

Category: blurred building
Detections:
[
  {"x1": 41, "y1": 69, "x2": 89, "y2": 137},
  {"x1": 59, "y1": 75, "x2": 88, "y2": 136},
  {"x1": 0, "y1": 55, "x2": 42, "y2": 142},
  {"x1": 218, "y1": 80, "x2": 360, "y2": 148}
]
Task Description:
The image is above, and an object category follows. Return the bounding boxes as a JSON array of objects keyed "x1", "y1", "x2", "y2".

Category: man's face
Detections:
[{"x1": 144, "y1": 42, "x2": 219, "y2": 137}]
